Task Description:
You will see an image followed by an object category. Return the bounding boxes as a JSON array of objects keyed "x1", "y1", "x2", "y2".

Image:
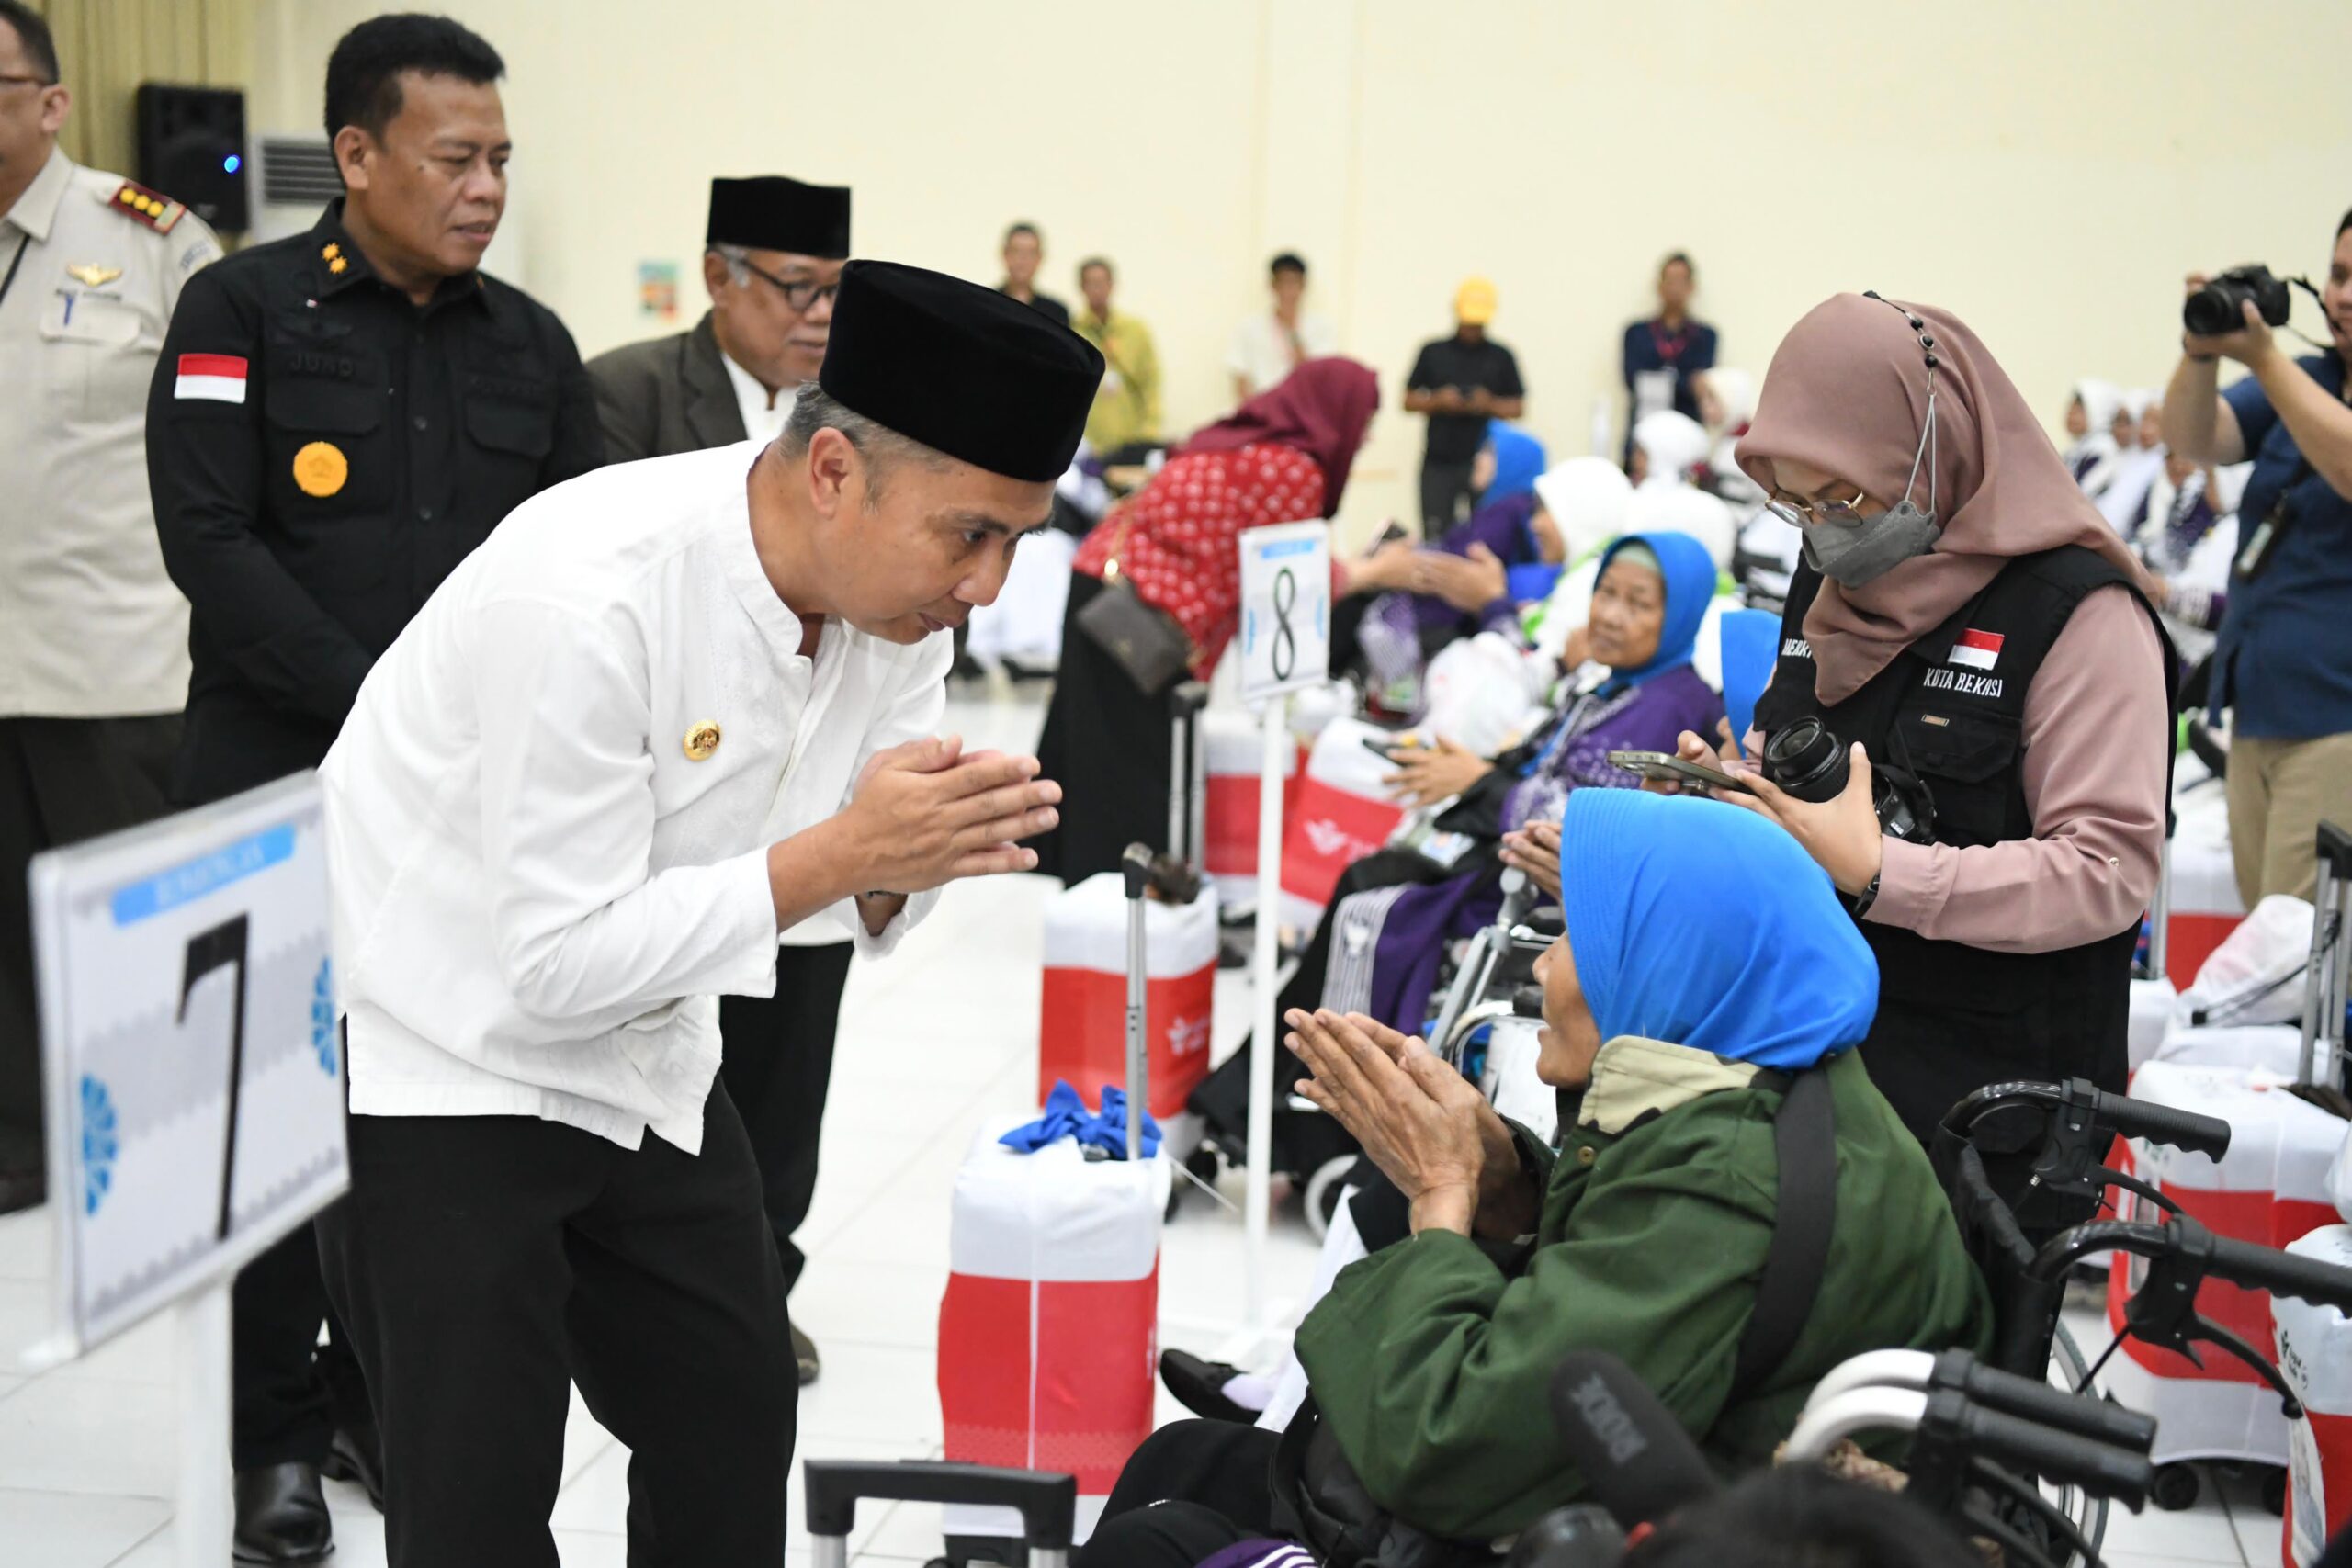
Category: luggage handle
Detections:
[
  {"x1": 1165, "y1": 681, "x2": 1210, "y2": 874},
  {"x1": 803, "y1": 1460, "x2": 1076, "y2": 1568},
  {"x1": 1122, "y1": 842, "x2": 1155, "y2": 1161},
  {"x1": 2301, "y1": 818, "x2": 2350, "y2": 1087}
]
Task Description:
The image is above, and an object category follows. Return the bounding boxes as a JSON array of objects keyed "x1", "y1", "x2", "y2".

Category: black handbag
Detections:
[{"x1": 1077, "y1": 513, "x2": 1196, "y2": 697}]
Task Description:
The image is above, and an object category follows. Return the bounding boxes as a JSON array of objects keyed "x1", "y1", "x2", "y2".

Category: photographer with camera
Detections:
[
  {"x1": 2161, "y1": 212, "x2": 2352, "y2": 907},
  {"x1": 1656, "y1": 293, "x2": 2173, "y2": 1166}
]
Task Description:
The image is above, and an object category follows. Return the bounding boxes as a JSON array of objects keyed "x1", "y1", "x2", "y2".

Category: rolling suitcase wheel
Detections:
[{"x1": 2148, "y1": 1461, "x2": 2201, "y2": 1511}]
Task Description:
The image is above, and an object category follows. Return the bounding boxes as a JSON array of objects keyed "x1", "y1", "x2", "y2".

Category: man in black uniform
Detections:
[
  {"x1": 1403, "y1": 276, "x2": 1525, "y2": 534},
  {"x1": 145, "y1": 14, "x2": 599, "y2": 1562},
  {"x1": 588, "y1": 175, "x2": 853, "y2": 1389}
]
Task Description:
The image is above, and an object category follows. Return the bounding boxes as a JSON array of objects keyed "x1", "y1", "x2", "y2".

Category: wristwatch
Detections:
[{"x1": 1848, "y1": 870, "x2": 1883, "y2": 919}]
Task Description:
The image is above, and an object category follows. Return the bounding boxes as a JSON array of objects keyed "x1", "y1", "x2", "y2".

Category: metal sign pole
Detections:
[
  {"x1": 1246, "y1": 692, "x2": 1288, "y2": 1329},
  {"x1": 176, "y1": 1280, "x2": 233, "y2": 1568}
]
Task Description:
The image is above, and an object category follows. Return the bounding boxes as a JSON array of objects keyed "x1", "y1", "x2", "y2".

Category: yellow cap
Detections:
[{"x1": 1454, "y1": 276, "x2": 1498, "y2": 325}]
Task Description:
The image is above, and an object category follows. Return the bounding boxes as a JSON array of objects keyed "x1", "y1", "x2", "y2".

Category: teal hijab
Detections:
[
  {"x1": 1479, "y1": 421, "x2": 1547, "y2": 509},
  {"x1": 1556, "y1": 789, "x2": 1880, "y2": 1070}
]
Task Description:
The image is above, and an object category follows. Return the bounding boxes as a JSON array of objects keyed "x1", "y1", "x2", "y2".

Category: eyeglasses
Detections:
[
  {"x1": 729, "y1": 253, "x2": 840, "y2": 312},
  {"x1": 1765, "y1": 487, "x2": 1872, "y2": 530}
]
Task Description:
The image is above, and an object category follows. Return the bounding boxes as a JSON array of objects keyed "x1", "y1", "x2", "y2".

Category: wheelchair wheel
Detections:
[
  {"x1": 2149, "y1": 1461, "x2": 2202, "y2": 1512},
  {"x1": 1302, "y1": 1154, "x2": 1355, "y2": 1242},
  {"x1": 2044, "y1": 1319, "x2": 2111, "y2": 1561}
]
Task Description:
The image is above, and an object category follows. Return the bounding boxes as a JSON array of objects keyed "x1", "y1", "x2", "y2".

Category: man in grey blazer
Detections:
[
  {"x1": 584, "y1": 175, "x2": 852, "y2": 1388},
  {"x1": 589, "y1": 175, "x2": 850, "y2": 460}
]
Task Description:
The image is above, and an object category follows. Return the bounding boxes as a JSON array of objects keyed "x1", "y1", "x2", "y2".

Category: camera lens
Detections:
[
  {"x1": 1761, "y1": 717, "x2": 1849, "y2": 804},
  {"x1": 2183, "y1": 286, "x2": 2233, "y2": 337}
]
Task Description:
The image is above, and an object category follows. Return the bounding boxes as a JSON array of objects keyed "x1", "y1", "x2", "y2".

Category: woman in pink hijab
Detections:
[{"x1": 1663, "y1": 292, "x2": 2172, "y2": 1159}]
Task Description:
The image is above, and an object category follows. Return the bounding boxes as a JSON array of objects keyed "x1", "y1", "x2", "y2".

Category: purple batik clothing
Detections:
[
  {"x1": 1498, "y1": 666, "x2": 1725, "y2": 830},
  {"x1": 1330, "y1": 666, "x2": 1727, "y2": 1034}
]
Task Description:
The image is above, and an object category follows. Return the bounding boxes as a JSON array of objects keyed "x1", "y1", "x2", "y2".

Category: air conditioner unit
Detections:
[
  {"x1": 245, "y1": 134, "x2": 532, "y2": 288},
  {"x1": 249, "y1": 135, "x2": 339, "y2": 245}
]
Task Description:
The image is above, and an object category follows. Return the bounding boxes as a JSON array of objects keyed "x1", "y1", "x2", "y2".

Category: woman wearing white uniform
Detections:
[
  {"x1": 2063, "y1": 378, "x2": 2123, "y2": 495},
  {"x1": 2097, "y1": 389, "x2": 2167, "y2": 532}
]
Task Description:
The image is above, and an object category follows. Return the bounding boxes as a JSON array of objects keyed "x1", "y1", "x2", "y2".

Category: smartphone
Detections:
[
  {"x1": 1362, "y1": 735, "x2": 1411, "y2": 761},
  {"x1": 1607, "y1": 750, "x2": 1756, "y2": 795},
  {"x1": 1365, "y1": 522, "x2": 1409, "y2": 555}
]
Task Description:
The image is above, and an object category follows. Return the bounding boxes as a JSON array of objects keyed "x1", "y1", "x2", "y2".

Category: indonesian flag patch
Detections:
[
  {"x1": 1950, "y1": 628, "x2": 2004, "y2": 671},
  {"x1": 175, "y1": 353, "x2": 248, "y2": 403}
]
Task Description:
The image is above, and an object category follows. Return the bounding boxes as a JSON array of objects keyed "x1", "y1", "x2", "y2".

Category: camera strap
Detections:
[{"x1": 2234, "y1": 454, "x2": 2314, "y2": 581}]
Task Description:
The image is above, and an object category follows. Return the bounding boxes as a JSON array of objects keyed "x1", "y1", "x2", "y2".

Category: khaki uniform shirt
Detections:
[{"x1": 0, "y1": 148, "x2": 220, "y2": 717}]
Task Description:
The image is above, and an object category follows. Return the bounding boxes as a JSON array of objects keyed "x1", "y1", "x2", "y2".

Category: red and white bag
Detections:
[
  {"x1": 2107, "y1": 1061, "x2": 2347, "y2": 1470},
  {"x1": 1038, "y1": 873, "x2": 1216, "y2": 1119},
  {"x1": 944, "y1": 849, "x2": 1176, "y2": 1547},
  {"x1": 1203, "y1": 708, "x2": 1297, "y2": 908},
  {"x1": 1280, "y1": 717, "x2": 1408, "y2": 927},
  {"x1": 2274, "y1": 1224, "x2": 2352, "y2": 1567}
]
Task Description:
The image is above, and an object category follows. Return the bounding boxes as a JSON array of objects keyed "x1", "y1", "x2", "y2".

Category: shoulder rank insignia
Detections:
[{"x1": 107, "y1": 179, "x2": 187, "y2": 235}]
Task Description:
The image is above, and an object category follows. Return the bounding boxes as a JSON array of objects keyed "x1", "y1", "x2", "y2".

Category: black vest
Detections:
[{"x1": 1753, "y1": 547, "x2": 2176, "y2": 1147}]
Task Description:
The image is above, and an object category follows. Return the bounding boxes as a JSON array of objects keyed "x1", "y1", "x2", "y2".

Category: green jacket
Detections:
[{"x1": 1293, "y1": 1038, "x2": 1992, "y2": 1541}]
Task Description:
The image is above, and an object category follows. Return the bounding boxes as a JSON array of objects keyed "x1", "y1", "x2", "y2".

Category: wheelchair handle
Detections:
[
  {"x1": 1928, "y1": 1348, "x2": 2156, "y2": 1453},
  {"x1": 803, "y1": 1461, "x2": 1075, "y2": 1562},
  {"x1": 1930, "y1": 1393, "x2": 2154, "y2": 1510},
  {"x1": 2033, "y1": 1220, "x2": 2352, "y2": 1311},
  {"x1": 1941, "y1": 1077, "x2": 2231, "y2": 1160}
]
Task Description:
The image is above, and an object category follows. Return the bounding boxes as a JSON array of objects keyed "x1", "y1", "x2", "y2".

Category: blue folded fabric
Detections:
[
  {"x1": 1001, "y1": 1078, "x2": 1162, "y2": 1159},
  {"x1": 1506, "y1": 561, "x2": 1564, "y2": 604}
]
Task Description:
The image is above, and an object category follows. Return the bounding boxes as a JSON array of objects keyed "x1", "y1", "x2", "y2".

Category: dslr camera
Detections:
[
  {"x1": 2183, "y1": 265, "x2": 2292, "y2": 337},
  {"x1": 1760, "y1": 716, "x2": 1936, "y2": 846}
]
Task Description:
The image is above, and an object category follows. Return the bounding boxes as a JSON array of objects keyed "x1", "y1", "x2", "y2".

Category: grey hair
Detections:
[
  {"x1": 709, "y1": 243, "x2": 752, "y2": 287},
  {"x1": 778, "y1": 386, "x2": 951, "y2": 499}
]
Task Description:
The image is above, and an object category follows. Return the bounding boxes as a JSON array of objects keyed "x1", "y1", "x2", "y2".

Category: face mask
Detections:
[
  {"x1": 1800, "y1": 497, "x2": 1941, "y2": 587},
  {"x1": 1801, "y1": 387, "x2": 1941, "y2": 588}
]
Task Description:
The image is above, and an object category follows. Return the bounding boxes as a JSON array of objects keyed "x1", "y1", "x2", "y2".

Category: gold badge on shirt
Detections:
[
  {"x1": 684, "y1": 721, "x2": 722, "y2": 761},
  {"x1": 292, "y1": 441, "x2": 348, "y2": 498},
  {"x1": 65, "y1": 264, "x2": 123, "y2": 288}
]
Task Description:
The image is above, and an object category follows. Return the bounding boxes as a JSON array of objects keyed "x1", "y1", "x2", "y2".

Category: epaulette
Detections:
[{"x1": 105, "y1": 178, "x2": 187, "y2": 235}]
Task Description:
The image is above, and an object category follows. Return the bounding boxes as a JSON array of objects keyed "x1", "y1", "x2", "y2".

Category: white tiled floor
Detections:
[{"x1": 0, "y1": 685, "x2": 2274, "y2": 1565}]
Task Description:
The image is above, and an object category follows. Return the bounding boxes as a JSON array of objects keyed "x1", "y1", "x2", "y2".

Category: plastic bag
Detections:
[
  {"x1": 2177, "y1": 894, "x2": 2315, "y2": 1028},
  {"x1": 1419, "y1": 632, "x2": 1545, "y2": 756}
]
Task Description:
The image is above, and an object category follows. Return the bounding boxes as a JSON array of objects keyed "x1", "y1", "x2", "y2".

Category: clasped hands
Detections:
[{"x1": 1285, "y1": 1008, "x2": 1533, "y2": 1238}]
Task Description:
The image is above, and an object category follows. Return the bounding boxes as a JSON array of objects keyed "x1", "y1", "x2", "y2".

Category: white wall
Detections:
[{"x1": 250, "y1": 0, "x2": 2352, "y2": 538}]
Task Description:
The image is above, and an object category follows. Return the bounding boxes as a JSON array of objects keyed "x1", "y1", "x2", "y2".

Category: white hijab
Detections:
[
  {"x1": 2064, "y1": 378, "x2": 2123, "y2": 496},
  {"x1": 1532, "y1": 456, "x2": 1634, "y2": 566},
  {"x1": 1631, "y1": 410, "x2": 1711, "y2": 489},
  {"x1": 2096, "y1": 389, "x2": 2165, "y2": 531}
]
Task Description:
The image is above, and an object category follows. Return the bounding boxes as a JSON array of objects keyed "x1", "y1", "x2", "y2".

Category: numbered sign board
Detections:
[
  {"x1": 31, "y1": 773, "x2": 345, "y2": 1353},
  {"x1": 1237, "y1": 520, "x2": 1331, "y2": 704}
]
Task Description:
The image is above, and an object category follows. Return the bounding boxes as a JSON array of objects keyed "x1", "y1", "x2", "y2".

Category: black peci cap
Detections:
[
  {"x1": 706, "y1": 175, "x2": 852, "y2": 259},
  {"x1": 820, "y1": 260, "x2": 1104, "y2": 482}
]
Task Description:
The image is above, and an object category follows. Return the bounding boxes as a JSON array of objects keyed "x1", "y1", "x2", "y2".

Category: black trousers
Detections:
[
  {"x1": 1419, "y1": 457, "x2": 1477, "y2": 536},
  {"x1": 1080, "y1": 1418, "x2": 1284, "y2": 1567},
  {"x1": 0, "y1": 714, "x2": 180, "y2": 1184},
  {"x1": 716, "y1": 942, "x2": 855, "y2": 1294},
  {"x1": 316, "y1": 1089, "x2": 795, "y2": 1568},
  {"x1": 232, "y1": 1215, "x2": 370, "y2": 1469}
]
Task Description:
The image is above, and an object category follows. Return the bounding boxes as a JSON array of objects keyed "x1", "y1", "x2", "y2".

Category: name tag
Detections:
[{"x1": 1921, "y1": 667, "x2": 2005, "y2": 699}]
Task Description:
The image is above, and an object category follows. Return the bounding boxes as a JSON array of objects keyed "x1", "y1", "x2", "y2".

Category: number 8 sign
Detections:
[{"x1": 1237, "y1": 520, "x2": 1331, "y2": 705}]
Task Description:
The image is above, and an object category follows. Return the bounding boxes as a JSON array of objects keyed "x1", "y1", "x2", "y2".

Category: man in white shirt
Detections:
[
  {"x1": 587, "y1": 174, "x2": 859, "y2": 1387},
  {"x1": 316, "y1": 259, "x2": 1102, "y2": 1566},
  {"x1": 1227, "y1": 250, "x2": 1338, "y2": 403},
  {"x1": 589, "y1": 175, "x2": 850, "y2": 458},
  {"x1": 0, "y1": 0, "x2": 220, "y2": 1212}
]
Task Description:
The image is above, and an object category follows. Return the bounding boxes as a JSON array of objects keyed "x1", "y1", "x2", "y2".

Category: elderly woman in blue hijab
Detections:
[
  {"x1": 1189, "y1": 534, "x2": 1726, "y2": 1167},
  {"x1": 1083, "y1": 790, "x2": 1991, "y2": 1568},
  {"x1": 1333, "y1": 422, "x2": 1564, "y2": 712}
]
